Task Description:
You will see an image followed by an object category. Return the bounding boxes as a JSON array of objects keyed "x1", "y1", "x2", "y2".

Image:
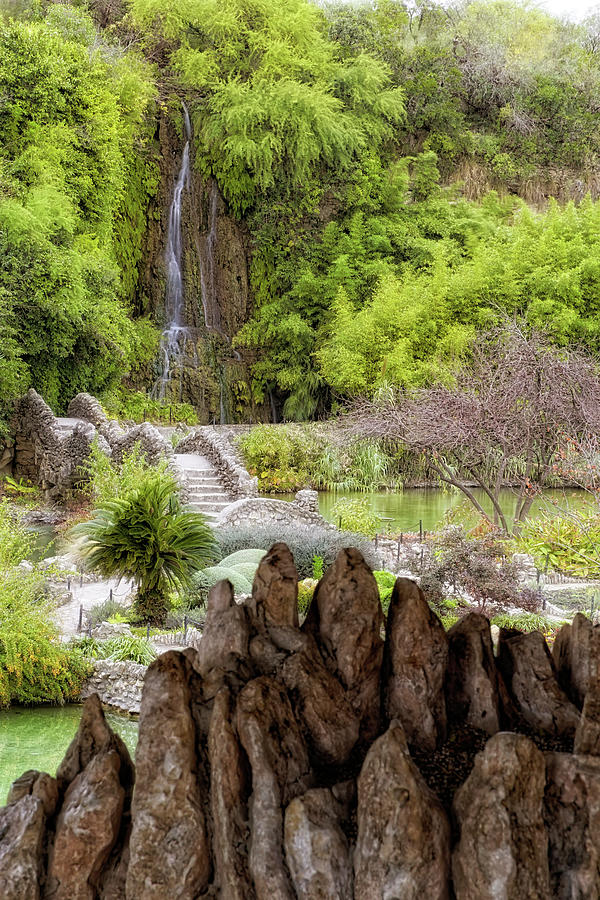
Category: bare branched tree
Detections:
[{"x1": 349, "y1": 324, "x2": 600, "y2": 535}]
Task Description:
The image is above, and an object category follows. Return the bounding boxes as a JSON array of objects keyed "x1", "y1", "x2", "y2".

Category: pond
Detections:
[
  {"x1": 276, "y1": 486, "x2": 590, "y2": 534},
  {"x1": 0, "y1": 704, "x2": 138, "y2": 804}
]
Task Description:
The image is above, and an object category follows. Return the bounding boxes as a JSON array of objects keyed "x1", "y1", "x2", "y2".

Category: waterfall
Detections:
[{"x1": 153, "y1": 103, "x2": 192, "y2": 399}]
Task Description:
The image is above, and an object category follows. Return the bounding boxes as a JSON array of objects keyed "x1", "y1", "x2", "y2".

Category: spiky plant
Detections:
[{"x1": 70, "y1": 471, "x2": 216, "y2": 624}]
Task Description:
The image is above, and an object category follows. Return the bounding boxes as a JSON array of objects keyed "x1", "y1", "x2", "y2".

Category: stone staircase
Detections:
[{"x1": 174, "y1": 453, "x2": 232, "y2": 523}]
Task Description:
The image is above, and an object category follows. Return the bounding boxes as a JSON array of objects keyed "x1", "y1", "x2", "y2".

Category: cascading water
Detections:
[{"x1": 153, "y1": 103, "x2": 192, "y2": 399}]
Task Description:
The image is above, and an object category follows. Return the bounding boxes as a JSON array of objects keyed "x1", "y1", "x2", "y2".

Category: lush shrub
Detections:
[
  {"x1": 219, "y1": 549, "x2": 266, "y2": 568},
  {"x1": 0, "y1": 570, "x2": 91, "y2": 707},
  {"x1": 332, "y1": 498, "x2": 382, "y2": 539},
  {"x1": 101, "y1": 389, "x2": 199, "y2": 426},
  {"x1": 196, "y1": 566, "x2": 253, "y2": 596},
  {"x1": 0, "y1": 499, "x2": 33, "y2": 568},
  {"x1": 81, "y1": 439, "x2": 172, "y2": 505},
  {"x1": 411, "y1": 526, "x2": 541, "y2": 618},
  {"x1": 100, "y1": 635, "x2": 156, "y2": 665},
  {"x1": 518, "y1": 505, "x2": 600, "y2": 579},
  {"x1": 215, "y1": 524, "x2": 379, "y2": 579},
  {"x1": 87, "y1": 596, "x2": 132, "y2": 628},
  {"x1": 71, "y1": 470, "x2": 216, "y2": 623},
  {"x1": 490, "y1": 612, "x2": 555, "y2": 633}
]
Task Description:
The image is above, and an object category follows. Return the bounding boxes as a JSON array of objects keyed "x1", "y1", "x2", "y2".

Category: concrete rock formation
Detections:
[{"x1": 4, "y1": 549, "x2": 600, "y2": 898}]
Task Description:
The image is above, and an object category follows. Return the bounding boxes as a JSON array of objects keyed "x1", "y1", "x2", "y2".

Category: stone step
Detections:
[
  {"x1": 184, "y1": 475, "x2": 222, "y2": 485},
  {"x1": 188, "y1": 500, "x2": 231, "y2": 511},
  {"x1": 187, "y1": 492, "x2": 229, "y2": 501}
]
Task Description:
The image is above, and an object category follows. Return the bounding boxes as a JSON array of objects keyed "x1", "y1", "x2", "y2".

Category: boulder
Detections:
[
  {"x1": 545, "y1": 752, "x2": 600, "y2": 898},
  {"x1": 497, "y1": 629, "x2": 580, "y2": 737},
  {"x1": 251, "y1": 543, "x2": 299, "y2": 629},
  {"x1": 445, "y1": 613, "x2": 501, "y2": 735},
  {"x1": 354, "y1": 720, "x2": 451, "y2": 900},
  {"x1": 7, "y1": 771, "x2": 58, "y2": 817},
  {"x1": 56, "y1": 693, "x2": 133, "y2": 795},
  {"x1": 196, "y1": 579, "x2": 252, "y2": 680},
  {"x1": 46, "y1": 750, "x2": 125, "y2": 900},
  {"x1": 0, "y1": 795, "x2": 46, "y2": 900},
  {"x1": 236, "y1": 676, "x2": 312, "y2": 899},
  {"x1": 303, "y1": 548, "x2": 383, "y2": 744},
  {"x1": 383, "y1": 578, "x2": 448, "y2": 752},
  {"x1": 126, "y1": 652, "x2": 211, "y2": 899},
  {"x1": 284, "y1": 788, "x2": 352, "y2": 900},
  {"x1": 553, "y1": 613, "x2": 600, "y2": 708},
  {"x1": 452, "y1": 732, "x2": 550, "y2": 899}
]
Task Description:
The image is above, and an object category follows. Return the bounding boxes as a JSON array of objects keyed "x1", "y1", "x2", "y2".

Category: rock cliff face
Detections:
[
  {"x1": 4, "y1": 546, "x2": 600, "y2": 898},
  {"x1": 140, "y1": 107, "x2": 266, "y2": 423}
]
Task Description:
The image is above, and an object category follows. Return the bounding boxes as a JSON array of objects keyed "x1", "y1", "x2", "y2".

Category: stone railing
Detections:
[
  {"x1": 176, "y1": 425, "x2": 258, "y2": 499},
  {"x1": 9, "y1": 390, "x2": 173, "y2": 499},
  {"x1": 3, "y1": 544, "x2": 600, "y2": 898},
  {"x1": 215, "y1": 488, "x2": 334, "y2": 530},
  {"x1": 12, "y1": 390, "x2": 108, "y2": 499}
]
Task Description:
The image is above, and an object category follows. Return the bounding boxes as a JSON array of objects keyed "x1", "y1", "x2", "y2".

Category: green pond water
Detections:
[
  {"x1": 275, "y1": 486, "x2": 590, "y2": 534},
  {"x1": 0, "y1": 705, "x2": 138, "y2": 804}
]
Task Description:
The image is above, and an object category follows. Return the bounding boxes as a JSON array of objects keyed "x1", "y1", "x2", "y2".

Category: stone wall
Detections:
[
  {"x1": 12, "y1": 390, "x2": 108, "y2": 499},
  {"x1": 4, "y1": 545, "x2": 600, "y2": 898},
  {"x1": 10, "y1": 390, "x2": 173, "y2": 500},
  {"x1": 176, "y1": 425, "x2": 258, "y2": 498},
  {"x1": 216, "y1": 488, "x2": 334, "y2": 530},
  {"x1": 80, "y1": 659, "x2": 146, "y2": 715}
]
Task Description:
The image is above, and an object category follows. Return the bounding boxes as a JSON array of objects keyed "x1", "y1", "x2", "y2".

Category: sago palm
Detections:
[{"x1": 71, "y1": 471, "x2": 216, "y2": 623}]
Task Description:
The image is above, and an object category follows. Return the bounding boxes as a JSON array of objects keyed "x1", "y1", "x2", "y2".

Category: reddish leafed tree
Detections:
[{"x1": 349, "y1": 324, "x2": 600, "y2": 534}]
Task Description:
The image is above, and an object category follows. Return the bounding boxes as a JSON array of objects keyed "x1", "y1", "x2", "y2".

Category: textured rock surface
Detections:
[
  {"x1": 284, "y1": 788, "x2": 352, "y2": 900},
  {"x1": 196, "y1": 579, "x2": 251, "y2": 681},
  {"x1": 304, "y1": 548, "x2": 383, "y2": 743},
  {"x1": 545, "y1": 752, "x2": 600, "y2": 898},
  {"x1": 453, "y1": 732, "x2": 550, "y2": 900},
  {"x1": 47, "y1": 750, "x2": 125, "y2": 900},
  {"x1": 553, "y1": 613, "x2": 600, "y2": 708},
  {"x1": 236, "y1": 676, "x2": 312, "y2": 899},
  {"x1": 575, "y1": 684, "x2": 600, "y2": 755},
  {"x1": 354, "y1": 720, "x2": 451, "y2": 900},
  {"x1": 383, "y1": 578, "x2": 448, "y2": 751},
  {"x1": 0, "y1": 795, "x2": 46, "y2": 900},
  {"x1": 252, "y1": 543, "x2": 299, "y2": 629},
  {"x1": 126, "y1": 652, "x2": 211, "y2": 899},
  {"x1": 208, "y1": 687, "x2": 252, "y2": 900},
  {"x1": 445, "y1": 613, "x2": 501, "y2": 735},
  {"x1": 498, "y1": 629, "x2": 580, "y2": 737}
]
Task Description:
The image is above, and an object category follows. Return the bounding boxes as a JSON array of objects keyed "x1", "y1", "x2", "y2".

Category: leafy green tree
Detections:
[{"x1": 71, "y1": 471, "x2": 216, "y2": 623}]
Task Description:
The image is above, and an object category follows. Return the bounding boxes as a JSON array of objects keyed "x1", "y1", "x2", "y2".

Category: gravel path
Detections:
[{"x1": 52, "y1": 577, "x2": 134, "y2": 637}]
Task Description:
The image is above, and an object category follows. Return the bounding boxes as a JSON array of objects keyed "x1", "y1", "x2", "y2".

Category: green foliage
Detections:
[
  {"x1": 71, "y1": 470, "x2": 216, "y2": 623},
  {"x1": 518, "y1": 504, "x2": 600, "y2": 578},
  {"x1": 81, "y1": 438, "x2": 170, "y2": 504},
  {"x1": 297, "y1": 578, "x2": 316, "y2": 617},
  {"x1": 491, "y1": 612, "x2": 554, "y2": 633},
  {"x1": 219, "y1": 549, "x2": 266, "y2": 567},
  {"x1": 0, "y1": 569, "x2": 91, "y2": 707},
  {"x1": 237, "y1": 424, "x2": 405, "y2": 491},
  {"x1": 373, "y1": 569, "x2": 396, "y2": 612},
  {"x1": 0, "y1": 8, "x2": 158, "y2": 409},
  {"x1": 100, "y1": 388, "x2": 198, "y2": 426},
  {"x1": 0, "y1": 499, "x2": 33, "y2": 568},
  {"x1": 215, "y1": 523, "x2": 379, "y2": 578},
  {"x1": 332, "y1": 497, "x2": 382, "y2": 538},
  {"x1": 312, "y1": 555, "x2": 324, "y2": 581},
  {"x1": 100, "y1": 634, "x2": 157, "y2": 665},
  {"x1": 87, "y1": 596, "x2": 131, "y2": 628}
]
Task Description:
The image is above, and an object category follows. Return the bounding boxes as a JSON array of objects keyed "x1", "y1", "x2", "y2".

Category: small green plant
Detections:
[
  {"x1": 491, "y1": 612, "x2": 553, "y2": 633},
  {"x1": 298, "y1": 579, "x2": 316, "y2": 618},
  {"x1": 332, "y1": 497, "x2": 382, "y2": 539},
  {"x1": 71, "y1": 470, "x2": 216, "y2": 624},
  {"x1": 0, "y1": 499, "x2": 34, "y2": 568},
  {"x1": 87, "y1": 596, "x2": 131, "y2": 627},
  {"x1": 3, "y1": 476, "x2": 39, "y2": 495},
  {"x1": 373, "y1": 570, "x2": 396, "y2": 612},
  {"x1": 100, "y1": 635, "x2": 157, "y2": 665},
  {"x1": 312, "y1": 555, "x2": 324, "y2": 580}
]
